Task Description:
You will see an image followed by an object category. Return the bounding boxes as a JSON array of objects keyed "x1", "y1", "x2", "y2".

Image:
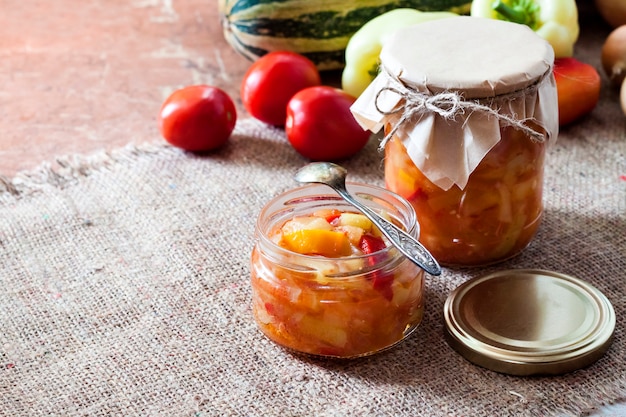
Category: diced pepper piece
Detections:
[
  {"x1": 359, "y1": 235, "x2": 393, "y2": 300},
  {"x1": 359, "y1": 234, "x2": 386, "y2": 254},
  {"x1": 372, "y1": 273, "x2": 394, "y2": 301},
  {"x1": 388, "y1": 167, "x2": 421, "y2": 201},
  {"x1": 337, "y1": 212, "x2": 373, "y2": 231},
  {"x1": 281, "y1": 215, "x2": 333, "y2": 234},
  {"x1": 313, "y1": 208, "x2": 342, "y2": 223},
  {"x1": 338, "y1": 224, "x2": 365, "y2": 246}
]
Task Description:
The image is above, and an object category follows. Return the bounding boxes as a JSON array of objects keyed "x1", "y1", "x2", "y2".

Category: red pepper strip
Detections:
[
  {"x1": 359, "y1": 235, "x2": 394, "y2": 301},
  {"x1": 359, "y1": 234, "x2": 386, "y2": 254}
]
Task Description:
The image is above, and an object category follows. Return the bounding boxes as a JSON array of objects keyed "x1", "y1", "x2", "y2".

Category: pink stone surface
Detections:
[{"x1": 0, "y1": 0, "x2": 250, "y2": 176}]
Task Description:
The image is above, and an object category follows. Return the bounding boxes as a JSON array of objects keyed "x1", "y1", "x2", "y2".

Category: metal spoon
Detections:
[{"x1": 294, "y1": 162, "x2": 442, "y2": 276}]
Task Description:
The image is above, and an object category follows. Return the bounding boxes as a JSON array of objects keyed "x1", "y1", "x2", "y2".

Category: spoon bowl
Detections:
[{"x1": 294, "y1": 162, "x2": 442, "y2": 276}]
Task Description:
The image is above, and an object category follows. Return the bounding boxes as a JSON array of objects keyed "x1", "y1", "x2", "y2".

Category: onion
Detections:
[
  {"x1": 601, "y1": 25, "x2": 626, "y2": 87},
  {"x1": 595, "y1": 0, "x2": 626, "y2": 28}
]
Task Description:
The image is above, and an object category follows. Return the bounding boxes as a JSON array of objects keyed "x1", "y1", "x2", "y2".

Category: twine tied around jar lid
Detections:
[{"x1": 374, "y1": 65, "x2": 551, "y2": 152}]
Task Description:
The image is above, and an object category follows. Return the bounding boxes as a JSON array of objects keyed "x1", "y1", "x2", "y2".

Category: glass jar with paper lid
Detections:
[{"x1": 351, "y1": 16, "x2": 559, "y2": 267}]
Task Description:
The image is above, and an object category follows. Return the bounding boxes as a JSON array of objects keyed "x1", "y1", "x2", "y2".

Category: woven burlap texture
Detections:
[{"x1": 1, "y1": 105, "x2": 625, "y2": 416}]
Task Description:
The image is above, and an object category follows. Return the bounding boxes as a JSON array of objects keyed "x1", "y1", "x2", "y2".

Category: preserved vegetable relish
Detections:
[{"x1": 251, "y1": 184, "x2": 425, "y2": 358}]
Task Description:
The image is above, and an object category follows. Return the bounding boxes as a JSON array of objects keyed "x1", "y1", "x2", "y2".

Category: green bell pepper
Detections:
[{"x1": 341, "y1": 8, "x2": 458, "y2": 98}]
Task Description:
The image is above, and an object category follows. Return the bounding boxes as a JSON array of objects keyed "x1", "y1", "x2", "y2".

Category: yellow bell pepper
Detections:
[
  {"x1": 341, "y1": 8, "x2": 458, "y2": 98},
  {"x1": 470, "y1": 0, "x2": 579, "y2": 58}
]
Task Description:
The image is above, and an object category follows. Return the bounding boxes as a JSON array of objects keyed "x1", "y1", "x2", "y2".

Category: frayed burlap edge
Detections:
[
  {"x1": 0, "y1": 119, "x2": 285, "y2": 200},
  {"x1": 0, "y1": 141, "x2": 174, "y2": 199}
]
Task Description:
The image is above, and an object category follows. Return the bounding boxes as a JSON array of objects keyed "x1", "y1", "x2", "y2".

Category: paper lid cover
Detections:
[{"x1": 380, "y1": 16, "x2": 553, "y2": 97}]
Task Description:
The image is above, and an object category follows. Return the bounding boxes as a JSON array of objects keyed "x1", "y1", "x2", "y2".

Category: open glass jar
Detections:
[
  {"x1": 351, "y1": 16, "x2": 559, "y2": 267},
  {"x1": 250, "y1": 183, "x2": 425, "y2": 358}
]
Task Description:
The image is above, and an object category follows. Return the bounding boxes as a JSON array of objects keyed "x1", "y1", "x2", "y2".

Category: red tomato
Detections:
[
  {"x1": 285, "y1": 86, "x2": 371, "y2": 161},
  {"x1": 553, "y1": 58, "x2": 601, "y2": 126},
  {"x1": 158, "y1": 85, "x2": 237, "y2": 152},
  {"x1": 241, "y1": 51, "x2": 321, "y2": 126}
]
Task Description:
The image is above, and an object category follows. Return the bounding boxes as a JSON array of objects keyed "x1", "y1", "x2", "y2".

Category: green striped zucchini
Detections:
[{"x1": 218, "y1": 0, "x2": 472, "y2": 71}]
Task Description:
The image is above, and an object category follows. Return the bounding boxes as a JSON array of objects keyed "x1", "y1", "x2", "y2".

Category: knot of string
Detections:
[{"x1": 374, "y1": 69, "x2": 547, "y2": 150}]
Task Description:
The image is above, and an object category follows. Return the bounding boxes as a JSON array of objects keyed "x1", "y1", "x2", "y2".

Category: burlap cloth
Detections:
[{"x1": 1, "y1": 19, "x2": 625, "y2": 417}]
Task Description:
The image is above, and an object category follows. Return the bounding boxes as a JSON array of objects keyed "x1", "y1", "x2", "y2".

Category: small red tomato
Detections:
[
  {"x1": 158, "y1": 85, "x2": 237, "y2": 151},
  {"x1": 553, "y1": 58, "x2": 601, "y2": 126},
  {"x1": 241, "y1": 51, "x2": 321, "y2": 126},
  {"x1": 285, "y1": 86, "x2": 370, "y2": 161}
]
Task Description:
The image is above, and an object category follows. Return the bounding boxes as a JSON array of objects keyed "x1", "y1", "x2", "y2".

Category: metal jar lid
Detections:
[{"x1": 443, "y1": 269, "x2": 615, "y2": 376}]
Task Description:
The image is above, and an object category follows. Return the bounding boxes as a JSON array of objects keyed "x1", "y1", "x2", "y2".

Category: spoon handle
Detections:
[{"x1": 336, "y1": 187, "x2": 442, "y2": 276}]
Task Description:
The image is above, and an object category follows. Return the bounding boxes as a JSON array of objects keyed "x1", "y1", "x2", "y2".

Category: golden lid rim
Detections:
[{"x1": 443, "y1": 269, "x2": 616, "y2": 376}]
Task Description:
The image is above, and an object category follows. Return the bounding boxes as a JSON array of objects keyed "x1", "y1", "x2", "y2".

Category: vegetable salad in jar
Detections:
[
  {"x1": 350, "y1": 17, "x2": 558, "y2": 267},
  {"x1": 250, "y1": 183, "x2": 425, "y2": 358}
]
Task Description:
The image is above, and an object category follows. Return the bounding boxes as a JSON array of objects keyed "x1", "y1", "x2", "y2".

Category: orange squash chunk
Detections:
[{"x1": 282, "y1": 229, "x2": 352, "y2": 257}]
